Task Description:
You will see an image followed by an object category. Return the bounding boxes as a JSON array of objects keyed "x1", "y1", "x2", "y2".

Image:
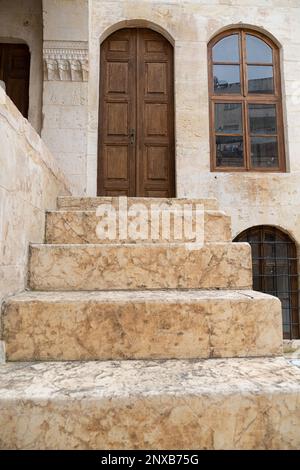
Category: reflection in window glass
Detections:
[
  {"x1": 215, "y1": 103, "x2": 242, "y2": 134},
  {"x1": 248, "y1": 65, "x2": 274, "y2": 93},
  {"x1": 249, "y1": 104, "x2": 277, "y2": 134},
  {"x1": 246, "y1": 34, "x2": 273, "y2": 63},
  {"x1": 213, "y1": 65, "x2": 241, "y2": 94},
  {"x1": 216, "y1": 135, "x2": 244, "y2": 167},
  {"x1": 212, "y1": 34, "x2": 239, "y2": 62},
  {"x1": 251, "y1": 136, "x2": 278, "y2": 167}
]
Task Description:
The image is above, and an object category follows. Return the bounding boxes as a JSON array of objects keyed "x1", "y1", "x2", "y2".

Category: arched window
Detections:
[
  {"x1": 208, "y1": 29, "x2": 285, "y2": 171},
  {"x1": 234, "y1": 226, "x2": 299, "y2": 339}
]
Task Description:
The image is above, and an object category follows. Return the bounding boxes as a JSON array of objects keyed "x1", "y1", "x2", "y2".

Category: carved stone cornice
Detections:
[{"x1": 43, "y1": 41, "x2": 88, "y2": 82}]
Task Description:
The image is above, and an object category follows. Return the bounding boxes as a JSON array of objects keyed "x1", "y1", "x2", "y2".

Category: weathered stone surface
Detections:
[
  {"x1": 3, "y1": 290, "x2": 282, "y2": 361},
  {"x1": 57, "y1": 196, "x2": 219, "y2": 211},
  {"x1": 45, "y1": 209, "x2": 231, "y2": 244},
  {"x1": 0, "y1": 0, "x2": 43, "y2": 132},
  {"x1": 28, "y1": 243, "x2": 252, "y2": 291},
  {"x1": 0, "y1": 87, "x2": 70, "y2": 307},
  {"x1": 0, "y1": 358, "x2": 300, "y2": 450}
]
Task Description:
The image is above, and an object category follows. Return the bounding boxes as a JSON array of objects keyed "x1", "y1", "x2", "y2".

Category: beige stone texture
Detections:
[
  {"x1": 42, "y1": 82, "x2": 88, "y2": 195},
  {"x1": 0, "y1": 341, "x2": 5, "y2": 363},
  {"x1": 28, "y1": 242, "x2": 252, "y2": 291},
  {"x1": 2, "y1": 290, "x2": 282, "y2": 361},
  {"x1": 0, "y1": 0, "x2": 43, "y2": 133},
  {"x1": 45, "y1": 209, "x2": 231, "y2": 244},
  {"x1": 43, "y1": 0, "x2": 88, "y2": 42},
  {"x1": 0, "y1": 88, "x2": 70, "y2": 311},
  {"x1": 0, "y1": 357, "x2": 300, "y2": 449}
]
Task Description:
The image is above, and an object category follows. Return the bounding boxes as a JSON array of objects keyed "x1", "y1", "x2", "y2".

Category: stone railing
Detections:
[{"x1": 0, "y1": 87, "x2": 71, "y2": 359}]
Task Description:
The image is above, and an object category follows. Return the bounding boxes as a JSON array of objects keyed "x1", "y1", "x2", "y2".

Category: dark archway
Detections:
[{"x1": 0, "y1": 43, "x2": 30, "y2": 117}]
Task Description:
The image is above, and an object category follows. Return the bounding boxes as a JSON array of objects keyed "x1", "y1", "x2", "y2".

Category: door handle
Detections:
[{"x1": 130, "y1": 128, "x2": 136, "y2": 145}]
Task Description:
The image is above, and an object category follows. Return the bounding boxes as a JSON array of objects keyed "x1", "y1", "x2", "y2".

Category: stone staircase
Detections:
[{"x1": 1, "y1": 196, "x2": 300, "y2": 449}]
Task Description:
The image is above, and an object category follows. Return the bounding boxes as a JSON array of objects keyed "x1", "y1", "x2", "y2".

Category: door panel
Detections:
[
  {"x1": 0, "y1": 44, "x2": 30, "y2": 118},
  {"x1": 137, "y1": 29, "x2": 174, "y2": 196},
  {"x1": 98, "y1": 28, "x2": 175, "y2": 197},
  {"x1": 98, "y1": 29, "x2": 136, "y2": 196}
]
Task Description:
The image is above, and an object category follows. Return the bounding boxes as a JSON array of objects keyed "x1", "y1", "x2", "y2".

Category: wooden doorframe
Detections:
[{"x1": 97, "y1": 27, "x2": 176, "y2": 197}]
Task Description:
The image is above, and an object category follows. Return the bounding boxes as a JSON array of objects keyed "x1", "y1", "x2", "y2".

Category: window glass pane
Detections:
[
  {"x1": 248, "y1": 65, "x2": 274, "y2": 93},
  {"x1": 212, "y1": 34, "x2": 239, "y2": 62},
  {"x1": 246, "y1": 34, "x2": 273, "y2": 63},
  {"x1": 216, "y1": 136, "x2": 244, "y2": 167},
  {"x1": 215, "y1": 103, "x2": 243, "y2": 134},
  {"x1": 249, "y1": 104, "x2": 277, "y2": 134},
  {"x1": 251, "y1": 136, "x2": 279, "y2": 167},
  {"x1": 213, "y1": 65, "x2": 241, "y2": 94}
]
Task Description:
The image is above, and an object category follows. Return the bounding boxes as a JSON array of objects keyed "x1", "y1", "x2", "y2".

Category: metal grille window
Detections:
[{"x1": 234, "y1": 226, "x2": 299, "y2": 339}]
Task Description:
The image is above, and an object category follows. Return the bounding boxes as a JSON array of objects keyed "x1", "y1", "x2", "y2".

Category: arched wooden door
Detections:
[{"x1": 97, "y1": 28, "x2": 175, "y2": 197}]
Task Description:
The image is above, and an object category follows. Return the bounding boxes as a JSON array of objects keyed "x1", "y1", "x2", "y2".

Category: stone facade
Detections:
[
  {"x1": 1, "y1": 0, "x2": 300, "y2": 449},
  {"x1": 41, "y1": 0, "x2": 89, "y2": 195},
  {"x1": 28, "y1": 0, "x2": 300, "y2": 255}
]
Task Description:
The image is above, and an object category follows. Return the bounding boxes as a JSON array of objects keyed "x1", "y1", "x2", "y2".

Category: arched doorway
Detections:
[
  {"x1": 0, "y1": 43, "x2": 30, "y2": 117},
  {"x1": 234, "y1": 226, "x2": 299, "y2": 339},
  {"x1": 97, "y1": 28, "x2": 175, "y2": 197}
]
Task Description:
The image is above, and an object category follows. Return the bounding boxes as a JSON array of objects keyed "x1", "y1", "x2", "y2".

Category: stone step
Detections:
[
  {"x1": 28, "y1": 243, "x2": 252, "y2": 291},
  {"x1": 57, "y1": 196, "x2": 219, "y2": 211},
  {"x1": 0, "y1": 357, "x2": 299, "y2": 449},
  {"x1": 45, "y1": 210, "x2": 231, "y2": 244},
  {"x1": 2, "y1": 290, "x2": 282, "y2": 361}
]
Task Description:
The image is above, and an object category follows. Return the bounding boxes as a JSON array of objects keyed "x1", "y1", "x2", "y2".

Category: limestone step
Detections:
[
  {"x1": 57, "y1": 196, "x2": 219, "y2": 211},
  {"x1": 2, "y1": 290, "x2": 282, "y2": 361},
  {"x1": 45, "y1": 209, "x2": 231, "y2": 244},
  {"x1": 0, "y1": 357, "x2": 299, "y2": 449},
  {"x1": 28, "y1": 242, "x2": 252, "y2": 291}
]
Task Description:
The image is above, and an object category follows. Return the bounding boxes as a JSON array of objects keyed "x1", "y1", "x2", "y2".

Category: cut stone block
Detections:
[
  {"x1": 57, "y1": 196, "x2": 219, "y2": 211},
  {"x1": 45, "y1": 209, "x2": 231, "y2": 244},
  {"x1": 28, "y1": 242, "x2": 252, "y2": 291},
  {"x1": 0, "y1": 358, "x2": 300, "y2": 449},
  {"x1": 3, "y1": 290, "x2": 282, "y2": 361}
]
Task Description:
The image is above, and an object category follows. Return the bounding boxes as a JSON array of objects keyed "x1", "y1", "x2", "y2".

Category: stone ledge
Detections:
[
  {"x1": 0, "y1": 357, "x2": 300, "y2": 449},
  {"x1": 2, "y1": 289, "x2": 282, "y2": 361},
  {"x1": 28, "y1": 242, "x2": 252, "y2": 290}
]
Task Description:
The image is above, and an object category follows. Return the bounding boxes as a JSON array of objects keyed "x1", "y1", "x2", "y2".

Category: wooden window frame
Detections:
[{"x1": 208, "y1": 29, "x2": 286, "y2": 172}]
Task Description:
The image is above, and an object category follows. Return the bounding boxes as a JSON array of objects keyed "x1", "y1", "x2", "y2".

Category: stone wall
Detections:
[
  {"x1": 41, "y1": 0, "x2": 89, "y2": 194},
  {"x1": 0, "y1": 0, "x2": 43, "y2": 133},
  {"x1": 0, "y1": 87, "x2": 70, "y2": 345},
  {"x1": 87, "y1": 0, "x2": 300, "y2": 247}
]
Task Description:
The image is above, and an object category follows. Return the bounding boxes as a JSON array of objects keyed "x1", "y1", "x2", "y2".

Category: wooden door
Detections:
[
  {"x1": 98, "y1": 28, "x2": 175, "y2": 197},
  {"x1": 0, "y1": 44, "x2": 30, "y2": 118}
]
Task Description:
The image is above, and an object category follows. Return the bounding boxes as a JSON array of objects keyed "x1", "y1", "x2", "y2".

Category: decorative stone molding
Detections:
[{"x1": 43, "y1": 41, "x2": 88, "y2": 82}]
